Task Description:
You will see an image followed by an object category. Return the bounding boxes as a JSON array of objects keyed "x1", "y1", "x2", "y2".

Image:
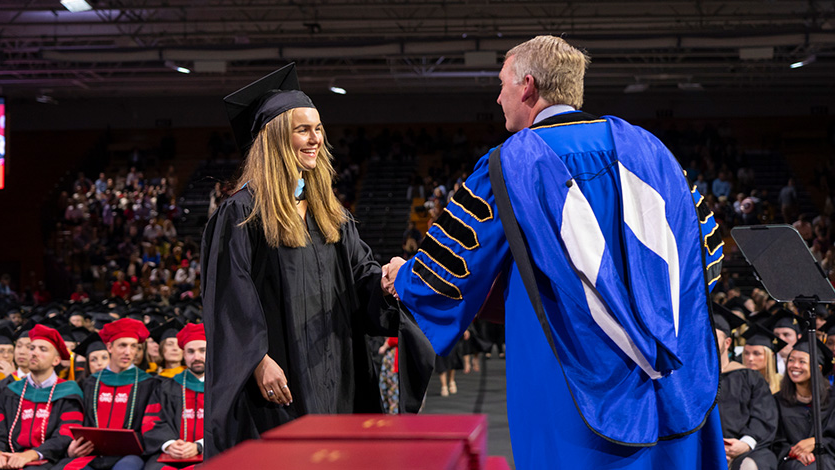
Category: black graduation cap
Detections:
[
  {"x1": 0, "y1": 326, "x2": 15, "y2": 345},
  {"x1": 821, "y1": 315, "x2": 835, "y2": 337},
  {"x1": 792, "y1": 334, "x2": 835, "y2": 376},
  {"x1": 91, "y1": 313, "x2": 115, "y2": 331},
  {"x1": 713, "y1": 302, "x2": 746, "y2": 338},
  {"x1": 75, "y1": 332, "x2": 107, "y2": 359},
  {"x1": 150, "y1": 318, "x2": 184, "y2": 345},
  {"x1": 59, "y1": 325, "x2": 90, "y2": 345},
  {"x1": 742, "y1": 321, "x2": 788, "y2": 354},
  {"x1": 13, "y1": 323, "x2": 32, "y2": 341},
  {"x1": 223, "y1": 62, "x2": 316, "y2": 153},
  {"x1": 763, "y1": 309, "x2": 807, "y2": 336},
  {"x1": 182, "y1": 305, "x2": 202, "y2": 323}
]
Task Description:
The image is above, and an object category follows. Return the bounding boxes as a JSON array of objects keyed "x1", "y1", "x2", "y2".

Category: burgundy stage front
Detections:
[
  {"x1": 200, "y1": 414, "x2": 512, "y2": 469},
  {"x1": 199, "y1": 439, "x2": 470, "y2": 469},
  {"x1": 263, "y1": 414, "x2": 487, "y2": 469}
]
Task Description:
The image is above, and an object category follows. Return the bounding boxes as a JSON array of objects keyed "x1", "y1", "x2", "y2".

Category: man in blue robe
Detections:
[{"x1": 383, "y1": 35, "x2": 726, "y2": 469}]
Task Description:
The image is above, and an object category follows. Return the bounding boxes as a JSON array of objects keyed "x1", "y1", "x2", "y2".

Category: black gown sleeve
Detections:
[
  {"x1": 740, "y1": 371, "x2": 779, "y2": 446},
  {"x1": 341, "y1": 216, "x2": 434, "y2": 414},
  {"x1": 201, "y1": 196, "x2": 271, "y2": 458},
  {"x1": 0, "y1": 388, "x2": 11, "y2": 452},
  {"x1": 141, "y1": 380, "x2": 179, "y2": 457}
]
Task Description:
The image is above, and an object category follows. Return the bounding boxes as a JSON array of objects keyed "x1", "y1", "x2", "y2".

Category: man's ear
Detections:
[{"x1": 520, "y1": 74, "x2": 538, "y2": 103}]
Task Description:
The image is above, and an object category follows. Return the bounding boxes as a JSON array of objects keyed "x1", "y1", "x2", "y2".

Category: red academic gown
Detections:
[
  {"x1": 55, "y1": 367, "x2": 158, "y2": 470},
  {"x1": 0, "y1": 377, "x2": 84, "y2": 468}
]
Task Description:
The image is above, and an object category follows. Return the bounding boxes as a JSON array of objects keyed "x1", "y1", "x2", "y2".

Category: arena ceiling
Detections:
[{"x1": 1, "y1": 0, "x2": 834, "y2": 99}]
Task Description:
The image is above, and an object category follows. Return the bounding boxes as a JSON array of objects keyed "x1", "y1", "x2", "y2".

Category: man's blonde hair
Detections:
[{"x1": 505, "y1": 35, "x2": 591, "y2": 109}]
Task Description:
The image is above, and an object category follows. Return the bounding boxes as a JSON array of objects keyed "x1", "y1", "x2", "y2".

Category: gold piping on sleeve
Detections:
[
  {"x1": 436, "y1": 209, "x2": 480, "y2": 250},
  {"x1": 418, "y1": 234, "x2": 470, "y2": 278},
  {"x1": 412, "y1": 258, "x2": 463, "y2": 300}
]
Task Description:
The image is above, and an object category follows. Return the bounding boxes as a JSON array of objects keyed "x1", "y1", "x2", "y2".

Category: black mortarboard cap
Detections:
[
  {"x1": 59, "y1": 325, "x2": 90, "y2": 344},
  {"x1": 821, "y1": 315, "x2": 835, "y2": 337},
  {"x1": 713, "y1": 302, "x2": 746, "y2": 338},
  {"x1": 793, "y1": 334, "x2": 835, "y2": 376},
  {"x1": 0, "y1": 326, "x2": 15, "y2": 345},
  {"x1": 91, "y1": 313, "x2": 114, "y2": 330},
  {"x1": 742, "y1": 321, "x2": 788, "y2": 354},
  {"x1": 13, "y1": 322, "x2": 33, "y2": 341},
  {"x1": 223, "y1": 63, "x2": 315, "y2": 153},
  {"x1": 150, "y1": 318, "x2": 184, "y2": 344},
  {"x1": 75, "y1": 332, "x2": 107, "y2": 359},
  {"x1": 764, "y1": 309, "x2": 807, "y2": 336}
]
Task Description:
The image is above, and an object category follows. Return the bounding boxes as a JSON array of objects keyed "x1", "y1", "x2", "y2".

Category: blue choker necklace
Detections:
[{"x1": 295, "y1": 178, "x2": 305, "y2": 201}]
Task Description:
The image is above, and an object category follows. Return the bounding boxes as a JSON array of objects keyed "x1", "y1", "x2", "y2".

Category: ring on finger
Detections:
[
  {"x1": 267, "y1": 389, "x2": 275, "y2": 397},
  {"x1": 281, "y1": 384, "x2": 289, "y2": 389}
]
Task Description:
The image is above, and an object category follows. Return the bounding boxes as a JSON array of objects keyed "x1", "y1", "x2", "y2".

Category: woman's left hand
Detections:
[{"x1": 790, "y1": 437, "x2": 815, "y2": 458}]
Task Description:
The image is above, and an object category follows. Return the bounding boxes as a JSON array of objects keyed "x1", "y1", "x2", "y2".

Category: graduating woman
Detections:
[
  {"x1": 773, "y1": 337, "x2": 835, "y2": 469},
  {"x1": 201, "y1": 64, "x2": 433, "y2": 459},
  {"x1": 743, "y1": 323, "x2": 787, "y2": 395}
]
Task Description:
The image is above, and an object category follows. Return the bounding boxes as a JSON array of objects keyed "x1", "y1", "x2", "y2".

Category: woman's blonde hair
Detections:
[
  {"x1": 237, "y1": 108, "x2": 347, "y2": 248},
  {"x1": 758, "y1": 348, "x2": 783, "y2": 394}
]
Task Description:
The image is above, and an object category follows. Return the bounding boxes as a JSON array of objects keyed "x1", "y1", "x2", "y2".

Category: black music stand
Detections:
[{"x1": 732, "y1": 225, "x2": 835, "y2": 462}]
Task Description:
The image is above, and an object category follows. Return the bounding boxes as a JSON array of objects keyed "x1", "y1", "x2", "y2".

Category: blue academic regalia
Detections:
[{"x1": 395, "y1": 111, "x2": 726, "y2": 469}]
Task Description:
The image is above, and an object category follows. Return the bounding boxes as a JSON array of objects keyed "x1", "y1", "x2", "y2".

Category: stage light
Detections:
[
  {"x1": 60, "y1": 0, "x2": 92, "y2": 12},
  {"x1": 329, "y1": 86, "x2": 347, "y2": 95},
  {"x1": 164, "y1": 60, "x2": 191, "y2": 74},
  {"x1": 677, "y1": 82, "x2": 704, "y2": 91},
  {"x1": 624, "y1": 83, "x2": 649, "y2": 93},
  {"x1": 790, "y1": 55, "x2": 816, "y2": 69}
]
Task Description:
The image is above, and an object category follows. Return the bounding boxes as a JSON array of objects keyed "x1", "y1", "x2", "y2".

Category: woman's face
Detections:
[
  {"x1": 88, "y1": 350, "x2": 110, "y2": 374},
  {"x1": 134, "y1": 342, "x2": 146, "y2": 365},
  {"x1": 787, "y1": 350, "x2": 812, "y2": 384},
  {"x1": 290, "y1": 107, "x2": 323, "y2": 172},
  {"x1": 743, "y1": 344, "x2": 767, "y2": 372},
  {"x1": 162, "y1": 337, "x2": 183, "y2": 364}
]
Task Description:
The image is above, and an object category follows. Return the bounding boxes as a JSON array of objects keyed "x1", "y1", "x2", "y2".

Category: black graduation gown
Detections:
[
  {"x1": 201, "y1": 190, "x2": 434, "y2": 459},
  {"x1": 141, "y1": 372, "x2": 204, "y2": 470},
  {"x1": 773, "y1": 388, "x2": 835, "y2": 470},
  {"x1": 0, "y1": 378, "x2": 84, "y2": 468},
  {"x1": 55, "y1": 368, "x2": 159, "y2": 470},
  {"x1": 718, "y1": 367, "x2": 779, "y2": 470}
]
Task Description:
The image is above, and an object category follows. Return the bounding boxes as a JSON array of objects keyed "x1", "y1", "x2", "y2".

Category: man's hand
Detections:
[
  {"x1": 381, "y1": 257, "x2": 407, "y2": 299},
  {"x1": 2, "y1": 450, "x2": 38, "y2": 469},
  {"x1": 0, "y1": 361, "x2": 14, "y2": 378},
  {"x1": 68, "y1": 436, "x2": 95, "y2": 458},
  {"x1": 167, "y1": 440, "x2": 199, "y2": 459},
  {"x1": 723, "y1": 438, "x2": 751, "y2": 459},
  {"x1": 253, "y1": 354, "x2": 292, "y2": 406}
]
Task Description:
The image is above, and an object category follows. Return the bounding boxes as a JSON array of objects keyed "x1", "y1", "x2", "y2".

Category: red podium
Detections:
[
  {"x1": 262, "y1": 414, "x2": 488, "y2": 470},
  {"x1": 199, "y1": 439, "x2": 469, "y2": 470}
]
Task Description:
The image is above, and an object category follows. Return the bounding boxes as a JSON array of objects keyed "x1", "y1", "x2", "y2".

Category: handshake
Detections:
[{"x1": 381, "y1": 257, "x2": 407, "y2": 299}]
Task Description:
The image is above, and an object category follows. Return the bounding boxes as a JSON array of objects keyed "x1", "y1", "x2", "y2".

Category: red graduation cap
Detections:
[
  {"x1": 177, "y1": 323, "x2": 206, "y2": 350},
  {"x1": 99, "y1": 318, "x2": 150, "y2": 344},
  {"x1": 30, "y1": 324, "x2": 71, "y2": 360}
]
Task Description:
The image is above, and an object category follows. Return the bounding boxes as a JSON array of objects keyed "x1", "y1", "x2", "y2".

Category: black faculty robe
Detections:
[
  {"x1": 0, "y1": 378, "x2": 84, "y2": 468},
  {"x1": 201, "y1": 189, "x2": 434, "y2": 458},
  {"x1": 718, "y1": 367, "x2": 778, "y2": 470}
]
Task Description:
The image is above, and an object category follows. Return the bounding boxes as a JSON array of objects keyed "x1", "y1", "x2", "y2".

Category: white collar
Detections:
[{"x1": 533, "y1": 104, "x2": 577, "y2": 125}]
